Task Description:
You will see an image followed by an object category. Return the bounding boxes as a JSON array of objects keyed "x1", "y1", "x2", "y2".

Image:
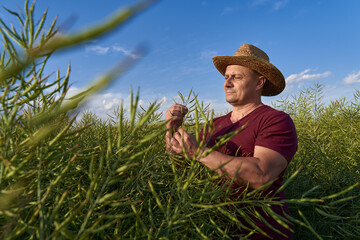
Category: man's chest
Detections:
[{"x1": 206, "y1": 122, "x2": 260, "y2": 157}]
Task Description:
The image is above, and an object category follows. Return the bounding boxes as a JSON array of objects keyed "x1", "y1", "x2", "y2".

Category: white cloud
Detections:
[
  {"x1": 85, "y1": 44, "x2": 140, "y2": 58},
  {"x1": 102, "y1": 94, "x2": 121, "y2": 110},
  {"x1": 80, "y1": 92, "x2": 126, "y2": 117},
  {"x1": 111, "y1": 46, "x2": 141, "y2": 59},
  {"x1": 66, "y1": 86, "x2": 81, "y2": 96},
  {"x1": 200, "y1": 50, "x2": 218, "y2": 60},
  {"x1": 282, "y1": 83, "x2": 294, "y2": 93},
  {"x1": 250, "y1": 0, "x2": 288, "y2": 11},
  {"x1": 273, "y1": 0, "x2": 288, "y2": 11},
  {"x1": 251, "y1": 0, "x2": 269, "y2": 7},
  {"x1": 343, "y1": 70, "x2": 360, "y2": 84},
  {"x1": 286, "y1": 69, "x2": 331, "y2": 83},
  {"x1": 85, "y1": 45, "x2": 109, "y2": 55},
  {"x1": 221, "y1": 7, "x2": 235, "y2": 15},
  {"x1": 203, "y1": 99, "x2": 231, "y2": 116},
  {"x1": 64, "y1": 89, "x2": 170, "y2": 120},
  {"x1": 63, "y1": 88, "x2": 123, "y2": 118},
  {"x1": 64, "y1": 88, "x2": 230, "y2": 121}
]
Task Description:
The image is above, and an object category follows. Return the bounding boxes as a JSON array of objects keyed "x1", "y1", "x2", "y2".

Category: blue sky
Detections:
[{"x1": 2, "y1": 0, "x2": 360, "y2": 117}]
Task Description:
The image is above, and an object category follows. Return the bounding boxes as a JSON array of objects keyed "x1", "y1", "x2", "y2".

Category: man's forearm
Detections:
[{"x1": 199, "y1": 150, "x2": 267, "y2": 189}]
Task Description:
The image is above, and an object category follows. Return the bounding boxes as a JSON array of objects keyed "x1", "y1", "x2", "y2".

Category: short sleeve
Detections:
[{"x1": 255, "y1": 112, "x2": 298, "y2": 162}]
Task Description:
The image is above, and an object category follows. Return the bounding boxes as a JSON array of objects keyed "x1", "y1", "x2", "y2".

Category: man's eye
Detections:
[{"x1": 225, "y1": 74, "x2": 243, "y2": 80}]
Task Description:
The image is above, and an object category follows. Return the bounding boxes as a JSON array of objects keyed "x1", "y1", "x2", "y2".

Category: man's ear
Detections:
[{"x1": 256, "y1": 76, "x2": 267, "y2": 91}]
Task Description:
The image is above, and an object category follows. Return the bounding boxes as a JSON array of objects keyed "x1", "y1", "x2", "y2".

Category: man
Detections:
[{"x1": 165, "y1": 44, "x2": 298, "y2": 239}]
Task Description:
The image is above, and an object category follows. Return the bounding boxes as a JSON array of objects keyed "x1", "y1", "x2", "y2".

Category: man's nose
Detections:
[{"x1": 224, "y1": 78, "x2": 233, "y2": 87}]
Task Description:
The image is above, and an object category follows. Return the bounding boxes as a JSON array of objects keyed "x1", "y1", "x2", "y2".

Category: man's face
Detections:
[{"x1": 224, "y1": 65, "x2": 262, "y2": 106}]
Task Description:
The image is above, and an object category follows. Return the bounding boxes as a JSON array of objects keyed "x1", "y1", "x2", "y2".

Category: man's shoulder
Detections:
[
  {"x1": 260, "y1": 105, "x2": 287, "y2": 115},
  {"x1": 243, "y1": 105, "x2": 295, "y2": 131},
  {"x1": 256, "y1": 105, "x2": 296, "y2": 131},
  {"x1": 257, "y1": 105, "x2": 291, "y2": 120}
]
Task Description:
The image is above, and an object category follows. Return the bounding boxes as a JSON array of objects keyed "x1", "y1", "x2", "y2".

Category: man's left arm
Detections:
[
  {"x1": 170, "y1": 128, "x2": 288, "y2": 189},
  {"x1": 199, "y1": 145, "x2": 288, "y2": 189}
]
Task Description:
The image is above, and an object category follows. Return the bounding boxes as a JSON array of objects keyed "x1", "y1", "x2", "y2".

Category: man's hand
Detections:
[
  {"x1": 170, "y1": 128, "x2": 204, "y2": 159},
  {"x1": 165, "y1": 104, "x2": 188, "y2": 132},
  {"x1": 165, "y1": 104, "x2": 188, "y2": 153}
]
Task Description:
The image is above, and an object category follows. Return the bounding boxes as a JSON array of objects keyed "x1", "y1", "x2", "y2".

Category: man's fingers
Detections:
[
  {"x1": 167, "y1": 110, "x2": 185, "y2": 119},
  {"x1": 173, "y1": 131, "x2": 182, "y2": 142},
  {"x1": 170, "y1": 137, "x2": 182, "y2": 153},
  {"x1": 166, "y1": 111, "x2": 185, "y2": 130},
  {"x1": 165, "y1": 104, "x2": 188, "y2": 120},
  {"x1": 173, "y1": 130, "x2": 191, "y2": 146},
  {"x1": 177, "y1": 128, "x2": 185, "y2": 135},
  {"x1": 177, "y1": 128, "x2": 191, "y2": 141},
  {"x1": 167, "y1": 115, "x2": 183, "y2": 124},
  {"x1": 166, "y1": 117, "x2": 183, "y2": 130},
  {"x1": 165, "y1": 104, "x2": 189, "y2": 132},
  {"x1": 170, "y1": 137, "x2": 179, "y2": 145},
  {"x1": 171, "y1": 104, "x2": 188, "y2": 114}
]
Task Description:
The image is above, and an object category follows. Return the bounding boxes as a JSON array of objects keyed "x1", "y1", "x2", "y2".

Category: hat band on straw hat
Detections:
[{"x1": 212, "y1": 44, "x2": 285, "y2": 96}]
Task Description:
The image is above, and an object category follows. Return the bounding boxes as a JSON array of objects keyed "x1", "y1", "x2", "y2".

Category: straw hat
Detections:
[{"x1": 212, "y1": 44, "x2": 285, "y2": 96}]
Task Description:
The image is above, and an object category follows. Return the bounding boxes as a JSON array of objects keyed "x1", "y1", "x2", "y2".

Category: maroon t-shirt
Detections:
[{"x1": 201, "y1": 105, "x2": 298, "y2": 239}]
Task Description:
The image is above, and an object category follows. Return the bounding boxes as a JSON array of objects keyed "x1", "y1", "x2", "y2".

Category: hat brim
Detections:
[{"x1": 212, "y1": 55, "x2": 285, "y2": 96}]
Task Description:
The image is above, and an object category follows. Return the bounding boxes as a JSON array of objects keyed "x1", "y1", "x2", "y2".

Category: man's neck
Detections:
[{"x1": 230, "y1": 101, "x2": 264, "y2": 123}]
